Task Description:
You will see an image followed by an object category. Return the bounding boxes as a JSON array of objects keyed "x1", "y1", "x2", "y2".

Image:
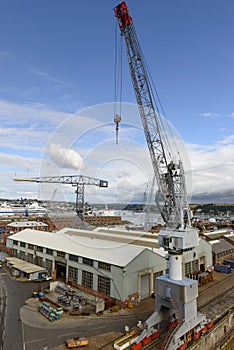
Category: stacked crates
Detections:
[{"x1": 38, "y1": 301, "x2": 62, "y2": 322}]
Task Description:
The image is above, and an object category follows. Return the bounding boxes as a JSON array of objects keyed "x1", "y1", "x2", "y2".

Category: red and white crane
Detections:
[
  {"x1": 114, "y1": 1, "x2": 190, "y2": 232},
  {"x1": 114, "y1": 2, "x2": 210, "y2": 349}
]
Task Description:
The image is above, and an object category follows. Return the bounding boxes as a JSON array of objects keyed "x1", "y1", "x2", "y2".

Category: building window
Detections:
[
  {"x1": 185, "y1": 262, "x2": 192, "y2": 275},
  {"x1": 200, "y1": 256, "x2": 206, "y2": 272},
  {"x1": 83, "y1": 257, "x2": 93, "y2": 266},
  {"x1": 46, "y1": 248, "x2": 53, "y2": 255},
  {"x1": 19, "y1": 251, "x2": 25, "y2": 260},
  {"x1": 28, "y1": 253, "x2": 33, "y2": 263},
  {"x1": 36, "y1": 256, "x2": 44, "y2": 267},
  {"x1": 82, "y1": 270, "x2": 93, "y2": 289},
  {"x1": 13, "y1": 240, "x2": 18, "y2": 246},
  {"x1": 192, "y1": 259, "x2": 199, "y2": 272},
  {"x1": 154, "y1": 270, "x2": 163, "y2": 278},
  {"x1": 46, "y1": 259, "x2": 52, "y2": 273},
  {"x1": 98, "y1": 261, "x2": 111, "y2": 272},
  {"x1": 28, "y1": 244, "x2": 34, "y2": 250},
  {"x1": 57, "y1": 251, "x2": 65, "y2": 258},
  {"x1": 36, "y1": 246, "x2": 43, "y2": 253},
  {"x1": 69, "y1": 254, "x2": 78, "y2": 262},
  {"x1": 68, "y1": 266, "x2": 78, "y2": 282},
  {"x1": 12, "y1": 249, "x2": 17, "y2": 257},
  {"x1": 98, "y1": 275, "x2": 111, "y2": 295},
  {"x1": 20, "y1": 242, "x2": 26, "y2": 248}
]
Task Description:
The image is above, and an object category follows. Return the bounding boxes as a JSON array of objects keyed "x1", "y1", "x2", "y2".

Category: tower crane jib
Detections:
[{"x1": 14, "y1": 175, "x2": 108, "y2": 230}]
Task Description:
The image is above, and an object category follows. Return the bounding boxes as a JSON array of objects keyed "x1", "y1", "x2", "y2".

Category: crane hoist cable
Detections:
[
  {"x1": 134, "y1": 27, "x2": 181, "y2": 164},
  {"x1": 114, "y1": 21, "x2": 123, "y2": 144}
]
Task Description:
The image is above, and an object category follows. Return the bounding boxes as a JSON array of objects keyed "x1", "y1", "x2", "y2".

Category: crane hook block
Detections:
[
  {"x1": 114, "y1": 114, "x2": 121, "y2": 145},
  {"x1": 114, "y1": 114, "x2": 121, "y2": 124}
]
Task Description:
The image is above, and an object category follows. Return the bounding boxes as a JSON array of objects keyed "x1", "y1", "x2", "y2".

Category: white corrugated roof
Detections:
[
  {"x1": 7, "y1": 221, "x2": 47, "y2": 228},
  {"x1": 6, "y1": 257, "x2": 46, "y2": 274},
  {"x1": 93, "y1": 226, "x2": 160, "y2": 248},
  {"x1": 7, "y1": 228, "x2": 147, "y2": 267},
  {"x1": 209, "y1": 239, "x2": 221, "y2": 245}
]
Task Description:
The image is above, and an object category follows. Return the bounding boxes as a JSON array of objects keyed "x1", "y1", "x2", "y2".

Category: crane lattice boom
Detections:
[
  {"x1": 14, "y1": 175, "x2": 108, "y2": 188},
  {"x1": 14, "y1": 175, "x2": 108, "y2": 230},
  {"x1": 114, "y1": 2, "x2": 190, "y2": 229}
]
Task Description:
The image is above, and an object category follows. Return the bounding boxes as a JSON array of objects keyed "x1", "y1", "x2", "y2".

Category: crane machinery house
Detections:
[{"x1": 6, "y1": 227, "x2": 212, "y2": 302}]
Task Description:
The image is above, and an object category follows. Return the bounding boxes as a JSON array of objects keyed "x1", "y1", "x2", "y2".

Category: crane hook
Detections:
[{"x1": 114, "y1": 114, "x2": 121, "y2": 144}]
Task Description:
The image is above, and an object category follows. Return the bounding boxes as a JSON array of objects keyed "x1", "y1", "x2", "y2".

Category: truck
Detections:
[{"x1": 66, "y1": 337, "x2": 89, "y2": 348}]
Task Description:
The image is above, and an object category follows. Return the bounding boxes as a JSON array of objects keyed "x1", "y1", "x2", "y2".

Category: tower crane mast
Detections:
[{"x1": 114, "y1": 2, "x2": 189, "y2": 230}]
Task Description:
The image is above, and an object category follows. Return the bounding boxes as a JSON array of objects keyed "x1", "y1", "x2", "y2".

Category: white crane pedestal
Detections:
[
  {"x1": 136, "y1": 272, "x2": 208, "y2": 350},
  {"x1": 141, "y1": 228, "x2": 209, "y2": 349},
  {"x1": 153, "y1": 275, "x2": 207, "y2": 350}
]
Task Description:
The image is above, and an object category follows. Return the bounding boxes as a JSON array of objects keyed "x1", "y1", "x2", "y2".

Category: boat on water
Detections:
[{"x1": 0, "y1": 202, "x2": 47, "y2": 216}]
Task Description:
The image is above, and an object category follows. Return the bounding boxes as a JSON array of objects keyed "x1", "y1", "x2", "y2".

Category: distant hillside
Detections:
[{"x1": 191, "y1": 203, "x2": 234, "y2": 215}]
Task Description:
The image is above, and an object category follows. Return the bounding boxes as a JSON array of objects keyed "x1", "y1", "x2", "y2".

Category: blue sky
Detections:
[{"x1": 0, "y1": 0, "x2": 234, "y2": 203}]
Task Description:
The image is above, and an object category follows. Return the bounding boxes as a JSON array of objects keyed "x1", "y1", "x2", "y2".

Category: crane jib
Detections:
[
  {"x1": 114, "y1": 1, "x2": 133, "y2": 29},
  {"x1": 114, "y1": 1, "x2": 191, "y2": 229}
]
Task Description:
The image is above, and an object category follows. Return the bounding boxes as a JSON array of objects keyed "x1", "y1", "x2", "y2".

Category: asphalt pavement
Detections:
[{"x1": 0, "y1": 276, "x2": 7, "y2": 350}]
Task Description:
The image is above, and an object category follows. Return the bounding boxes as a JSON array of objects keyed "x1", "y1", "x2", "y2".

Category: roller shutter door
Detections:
[{"x1": 140, "y1": 273, "x2": 150, "y2": 299}]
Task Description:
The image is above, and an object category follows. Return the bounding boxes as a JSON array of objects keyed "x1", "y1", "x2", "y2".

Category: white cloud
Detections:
[
  {"x1": 201, "y1": 112, "x2": 222, "y2": 118},
  {"x1": 0, "y1": 100, "x2": 70, "y2": 128},
  {"x1": 218, "y1": 134, "x2": 234, "y2": 145},
  {"x1": 187, "y1": 136, "x2": 234, "y2": 197},
  {"x1": 49, "y1": 143, "x2": 83, "y2": 170},
  {"x1": 201, "y1": 111, "x2": 234, "y2": 118},
  {"x1": 0, "y1": 153, "x2": 39, "y2": 171},
  {"x1": 29, "y1": 67, "x2": 69, "y2": 88}
]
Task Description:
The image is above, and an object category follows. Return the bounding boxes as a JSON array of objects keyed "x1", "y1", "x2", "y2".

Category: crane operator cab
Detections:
[{"x1": 158, "y1": 228, "x2": 198, "y2": 253}]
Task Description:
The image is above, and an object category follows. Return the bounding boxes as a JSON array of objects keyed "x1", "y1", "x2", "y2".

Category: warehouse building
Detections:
[
  {"x1": 209, "y1": 238, "x2": 234, "y2": 264},
  {"x1": 6, "y1": 227, "x2": 212, "y2": 302},
  {"x1": 7, "y1": 220, "x2": 48, "y2": 234}
]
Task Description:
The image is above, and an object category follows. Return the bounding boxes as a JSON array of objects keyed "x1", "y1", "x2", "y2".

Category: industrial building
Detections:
[
  {"x1": 6, "y1": 227, "x2": 212, "y2": 302},
  {"x1": 200, "y1": 229, "x2": 234, "y2": 264},
  {"x1": 209, "y1": 239, "x2": 234, "y2": 264},
  {"x1": 7, "y1": 220, "x2": 48, "y2": 233}
]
